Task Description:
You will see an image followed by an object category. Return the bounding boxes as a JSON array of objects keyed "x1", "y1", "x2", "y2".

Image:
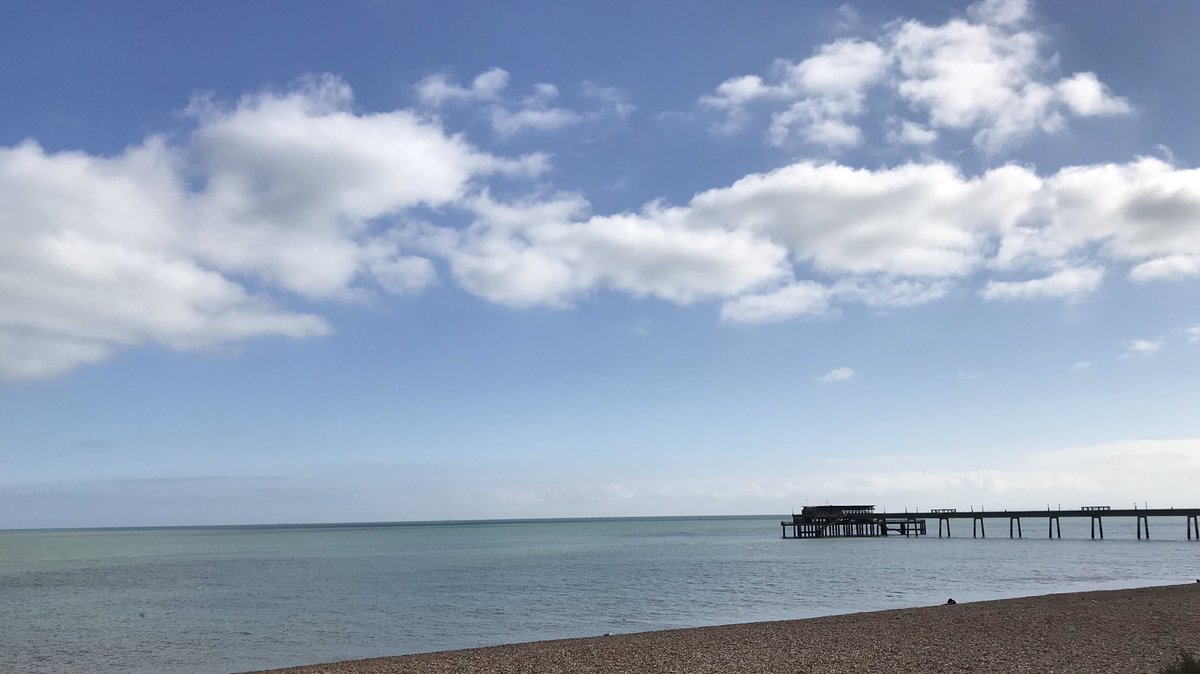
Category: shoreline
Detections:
[{"x1": 250, "y1": 583, "x2": 1200, "y2": 673}]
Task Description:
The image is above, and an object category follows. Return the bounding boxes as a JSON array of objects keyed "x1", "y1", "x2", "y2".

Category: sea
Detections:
[{"x1": 3, "y1": 515, "x2": 1198, "y2": 674}]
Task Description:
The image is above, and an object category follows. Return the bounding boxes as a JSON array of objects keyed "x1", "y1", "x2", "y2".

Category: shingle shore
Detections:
[{"x1": 249, "y1": 583, "x2": 1200, "y2": 674}]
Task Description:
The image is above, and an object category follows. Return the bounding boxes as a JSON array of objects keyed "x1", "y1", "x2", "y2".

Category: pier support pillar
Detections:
[
  {"x1": 938, "y1": 517, "x2": 951, "y2": 538},
  {"x1": 973, "y1": 516, "x2": 985, "y2": 538},
  {"x1": 1048, "y1": 516, "x2": 1061, "y2": 539},
  {"x1": 1188, "y1": 515, "x2": 1198, "y2": 541},
  {"x1": 1090, "y1": 516, "x2": 1104, "y2": 539},
  {"x1": 1136, "y1": 515, "x2": 1149, "y2": 540},
  {"x1": 1009, "y1": 517, "x2": 1022, "y2": 538}
]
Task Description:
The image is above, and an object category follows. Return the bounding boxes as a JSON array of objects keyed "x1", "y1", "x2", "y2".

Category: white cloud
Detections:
[
  {"x1": 981, "y1": 266, "x2": 1104, "y2": 301},
  {"x1": 994, "y1": 158, "x2": 1200, "y2": 276},
  {"x1": 0, "y1": 76, "x2": 537, "y2": 380},
  {"x1": 442, "y1": 193, "x2": 790, "y2": 307},
  {"x1": 1120, "y1": 339, "x2": 1163, "y2": 358},
  {"x1": 719, "y1": 275, "x2": 950, "y2": 324},
  {"x1": 361, "y1": 240, "x2": 438, "y2": 295},
  {"x1": 1188, "y1": 327, "x2": 1200, "y2": 343},
  {"x1": 415, "y1": 67, "x2": 510, "y2": 107},
  {"x1": 832, "y1": 277, "x2": 950, "y2": 308},
  {"x1": 581, "y1": 81, "x2": 637, "y2": 120},
  {"x1": 705, "y1": 39, "x2": 888, "y2": 147},
  {"x1": 817, "y1": 366, "x2": 856, "y2": 382},
  {"x1": 887, "y1": 119, "x2": 938, "y2": 146},
  {"x1": 699, "y1": 76, "x2": 771, "y2": 134},
  {"x1": 720, "y1": 282, "x2": 832, "y2": 323},
  {"x1": 490, "y1": 107, "x2": 580, "y2": 135},
  {"x1": 187, "y1": 76, "x2": 541, "y2": 299},
  {"x1": 0, "y1": 139, "x2": 333, "y2": 381},
  {"x1": 703, "y1": 0, "x2": 1130, "y2": 152},
  {"x1": 688, "y1": 161, "x2": 1039, "y2": 278},
  {"x1": 436, "y1": 159, "x2": 1041, "y2": 317},
  {"x1": 1130, "y1": 255, "x2": 1200, "y2": 282},
  {"x1": 1071, "y1": 360, "x2": 1092, "y2": 370},
  {"x1": 891, "y1": 0, "x2": 1130, "y2": 152},
  {"x1": 431, "y1": 155, "x2": 1198, "y2": 323},
  {"x1": 832, "y1": 4, "x2": 861, "y2": 33},
  {"x1": 1056, "y1": 72, "x2": 1132, "y2": 117},
  {"x1": 418, "y1": 68, "x2": 633, "y2": 136},
  {"x1": 1, "y1": 60, "x2": 1193, "y2": 380},
  {"x1": 967, "y1": 0, "x2": 1029, "y2": 26}
]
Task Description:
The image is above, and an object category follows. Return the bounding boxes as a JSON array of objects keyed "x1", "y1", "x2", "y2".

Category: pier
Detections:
[
  {"x1": 781, "y1": 504, "x2": 1200, "y2": 540},
  {"x1": 782, "y1": 505, "x2": 927, "y2": 539}
]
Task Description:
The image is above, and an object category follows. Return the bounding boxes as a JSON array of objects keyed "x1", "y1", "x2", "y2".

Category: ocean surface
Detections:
[{"x1": 3, "y1": 515, "x2": 1198, "y2": 673}]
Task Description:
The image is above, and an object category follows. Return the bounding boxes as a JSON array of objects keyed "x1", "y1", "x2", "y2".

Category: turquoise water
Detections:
[{"x1": 2, "y1": 515, "x2": 1198, "y2": 673}]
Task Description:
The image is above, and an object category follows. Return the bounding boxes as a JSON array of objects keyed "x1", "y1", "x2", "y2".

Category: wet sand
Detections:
[{"x1": 251, "y1": 583, "x2": 1200, "y2": 674}]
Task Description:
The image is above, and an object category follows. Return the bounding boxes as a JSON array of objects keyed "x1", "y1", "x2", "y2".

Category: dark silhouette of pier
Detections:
[{"x1": 782, "y1": 505, "x2": 1200, "y2": 540}]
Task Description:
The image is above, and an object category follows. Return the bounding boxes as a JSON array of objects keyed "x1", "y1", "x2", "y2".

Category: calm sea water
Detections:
[{"x1": 2, "y1": 515, "x2": 1198, "y2": 673}]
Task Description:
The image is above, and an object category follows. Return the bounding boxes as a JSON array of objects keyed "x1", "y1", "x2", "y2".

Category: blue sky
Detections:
[{"x1": 2, "y1": 0, "x2": 1199, "y2": 527}]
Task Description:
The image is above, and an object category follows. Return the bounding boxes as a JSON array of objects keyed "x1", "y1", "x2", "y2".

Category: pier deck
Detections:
[{"x1": 782, "y1": 504, "x2": 1200, "y2": 540}]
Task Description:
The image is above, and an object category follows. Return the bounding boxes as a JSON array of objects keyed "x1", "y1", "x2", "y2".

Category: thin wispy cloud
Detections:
[
  {"x1": 818, "y1": 366, "x2": 856, "y2": 382},
  {"x1": 415, "y1": 67, "x2": 633, "y2": 136},
  {"x1": 1120, "y1": 339, "x2": 1163, "y2": 359},
  {"x1": 982, "y1": 267, "x2": 1104, "y2": 302}
]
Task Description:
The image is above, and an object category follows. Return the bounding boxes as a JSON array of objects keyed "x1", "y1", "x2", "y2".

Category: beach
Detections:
[{"x1": 252, "y1": 583, "x2": 1200, "y2": 674}]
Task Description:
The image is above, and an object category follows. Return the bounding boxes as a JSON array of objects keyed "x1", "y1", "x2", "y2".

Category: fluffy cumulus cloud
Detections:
[
  {"x1": 703, "y1": 0, "x2": 1130, "y2": 151},
  {"x1": 690, "y1": 161, "x2": 1037, "y2": 278},
  {"x1": 993, "y1": 158, "x2": 1200, "y2": 279},
  {"x1": 429, "y1": 159, "x2": 1040, "y2": 315},
  {"x1": 444, "y1": 154, "x2": 1200, "y2": 323},
  {"x1": 438, "y1": 193, "x2": 790, "y2": 307},
  {"x1": 701, "y1": 39, "x2": 888, "y2": 147},
  {"x1": 185, "y1": 76, "x2": 541, "y2": 298},
  {"x1": 0, "y1": 76, "x2": 540, "y2": 381},
  {"x1": 3, "y1": 19, "x2": 1198, "y2": 382},
  {"x1": 415, "y1": 68, "x2": 634, "y2": 136},
  {"x1": 7, "y1": 89, "x2": 1200, "y2": 380},
  {"x1": 0, "y1": 138, "x2": 328, "y2": 380}
]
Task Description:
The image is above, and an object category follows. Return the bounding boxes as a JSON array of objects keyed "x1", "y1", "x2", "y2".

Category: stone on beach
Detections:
[{"x1": 251, "y1": 584, "x2": 1200, "y2": 674}]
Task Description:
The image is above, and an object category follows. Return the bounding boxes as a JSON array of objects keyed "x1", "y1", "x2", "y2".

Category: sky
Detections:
[{"x1": 2, "y1": 0, "x2": 1200, "y2": 528}]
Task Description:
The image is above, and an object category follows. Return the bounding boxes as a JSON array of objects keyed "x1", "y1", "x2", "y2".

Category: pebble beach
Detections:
[{"x1": 252, "y1": 583, "x2": 1200, "y2": 674}]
